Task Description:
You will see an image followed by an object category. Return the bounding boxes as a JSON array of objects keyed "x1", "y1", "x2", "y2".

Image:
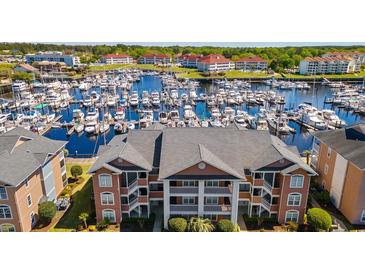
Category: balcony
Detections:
[
  {"x1": 137, "y1": 179, "x2": 148, "y2": 186},
  {"x1": 204, "y1": 187, "x2": 232, "y2": 196},
  {"x1": 138, "y1": 196, "x2": 148, "y2": 204},
  {"x1": 170, "y1": 204, "x2": 198, "y2": 213},
  {"x1": 149, "y1": 191, "x2": 163, "y2": 199},
  {"x1": 204, "y1": 205, "x2": 232, "y2": 213},
  {"x1": 170, "y1": 187, "x2": 198, "y2": 195}
]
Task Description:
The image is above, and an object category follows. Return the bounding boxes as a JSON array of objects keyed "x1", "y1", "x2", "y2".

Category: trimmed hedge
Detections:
[
  {"x1": 168, "y1": 217, "x2": 187, "y2": 232},
  {"x1": 38, "y1": 201, "x2": 56, "y2": 223},
  {"x1": 216, "y1": 219, "x2": 235, "y2": 232},
  {"x1": 307, "y1": 208, "x2": 332, "y2": 231}
]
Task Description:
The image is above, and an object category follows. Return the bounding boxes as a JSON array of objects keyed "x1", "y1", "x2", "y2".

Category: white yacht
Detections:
[
  {"x1": 183, "y1": 105, "x2": 196, "y2": 122},
  {"x1": 159, "y1": 112, "x2": 168, "y2": 124},
  {"x1": 320, "y1": 109, "x2": 346, "y2": 128}
]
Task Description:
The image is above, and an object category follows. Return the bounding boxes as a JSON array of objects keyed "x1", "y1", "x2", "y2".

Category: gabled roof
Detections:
[
  {"x1": 0, "y1": 127, "x2": 66, "y2": 186},
  {"x1": 198, "y1": 54, "x2": 232, "y2": 64},
  {"x1": 236, "y1": 56, "x2": 267, "y2": 63},
  {"x1": 102, "y1": 54, "x2": 131, "y2": 59}
]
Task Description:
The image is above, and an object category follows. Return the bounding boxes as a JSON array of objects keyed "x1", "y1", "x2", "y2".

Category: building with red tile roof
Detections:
[
  {"x1": 299, "y1": 56, "x2": 357, "y2": 75},
  {"x1": 322, "y1": 51, "x2": 365, "y2": 71},
  {"x1": 176, "y1": 54, "x2": 203, "y2": 68},
  {"x1": 235, "y1": 56, "x2": 268, "y2": 71},
  {"x1": 197, "y1": 54, "x2": 235, "y2": 72},
  {"x1": 139, "y1": 54, "x2": 171, "y2": 64}
]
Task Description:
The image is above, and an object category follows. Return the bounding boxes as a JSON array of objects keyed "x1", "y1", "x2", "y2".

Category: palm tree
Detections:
[
  {"x1": 187, "y1": 217, "x2": 214, "y2": 232},
  {"x1": 303, "y1": 150, "x2": 311, "y2": 165},
  {"x1": 79, "y1": 212, "x2": 89, "y2": 229}
]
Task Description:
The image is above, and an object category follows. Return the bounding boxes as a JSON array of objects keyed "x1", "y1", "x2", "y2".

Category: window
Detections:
[
  {"x1": 206, "y1": 197, "x2": 218, "y2": 205},
  {"x1": 254, "y1": 173, "x2": 263, "y2": 179},
  {"x1": 239, "y1": 183, "x2": 250, "y2": 192},
  {"x1": 102, "y1": 209, "x2": 116, "y2": 222},
  {"x1": 183, "y1": 181, "x2": 198, "y2": 187},
  {"x1": 183, "y1": 197, "x2": 195, "y2": 205},
  {"x1": 138, "y1": 172, "x2": 147, "y2": 179},
  {"x1": 287, "y1": 193, "x2": 301, "y2": 206},
  {"x1": 205, "y1": 181, "x2": 219, "y2": 187},
  {"x1": 0, "y1": 187, "x2": 7, "y2": 200},
  {"x1": 99, "y1": 174, "x2": 112, "y2": 187},
  {"x1": 27, "y1": 194, "x2": 32, "y2": 207},
  {"x1": 285, "y1": 210, "x2": 299, "y2": 223},
  {"x1": 101, "y1": 192, "x2": 114, "y2": 205},
  {"x1": 324, "y1": 164, "x2": 329, "y2": 175},
  {"x1": 264, "y1": 173, "x2": 274, "y2": 184},
  {"x1": 290, "y1": 175, "x2": 304, "y2": 188},
  {"x1": 327, "y1": 147, "x2": 332, "y2": 159},
  {"x1": 252, "y1": 187, "x2": 262, "y2": 196},
  {"x1": 30, "y1": 212, "x2": 36, "y2": 226},
  {"x1": 0, "y1": 205, "x2": 12, "y2": 219},
  {"x1": 0, "y1": 224, "x2": 15, "y2": 232},
  {"x1": 361, "y1": 210, "x2": 365, "y2": 223}
]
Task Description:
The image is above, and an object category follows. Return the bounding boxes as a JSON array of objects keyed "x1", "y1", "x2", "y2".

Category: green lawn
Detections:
[
  {"x1": 52, "y1": 178, "x2": 95, "y2": 231},
  {"x1": 66, "y1": 163, "x2": 92, "y2": 182},
  {"x1": 283, "y1": 70, "x2": 365, "y2": 79}
]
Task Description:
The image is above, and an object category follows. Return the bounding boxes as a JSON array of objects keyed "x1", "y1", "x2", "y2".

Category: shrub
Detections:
[
  {"x1": 234, "y1": 224, "x2": 241, "y2": 232},
  {"x1": 168, "y1": 217, "x2": 187, "y2": 232},
  {"x1": 88, "y1": 225, "x2": 97, "y2": 232},
  {"x1": 307, "y1": 208, "x2": 332, "y2": 231},
  {"x1": 315, "y1": 191, "x2": 331, "y2": 205},
  {"x1": 38, "y1": 201, "x2": 56, "y2": 223},
  {"x1": 216, "y1": 219, "x2": 235, "y2": 232},
  {"x1": 287, "y1": 221, "x2": 299, "y2": 232},
  {"x1": 97, "y1": 219, "x2": 110, "y2": 231},
  {"x1": 187, "y1": 217, "x2": 214, "y2": 232},
  {"x1": 70, "y1": 165, "x2": 83, "y2": 179}
]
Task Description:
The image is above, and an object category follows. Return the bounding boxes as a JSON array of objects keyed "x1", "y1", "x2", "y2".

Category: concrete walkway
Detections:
[
  {"x1": 152, "y1": 206, "x2": 163, "y2": 232},
  {"x1": 237, "y1": 212, "x2": 247, "y2": 231},
  {"x1": 311, "y1": 197, "x2": 347, "y2": 232}
]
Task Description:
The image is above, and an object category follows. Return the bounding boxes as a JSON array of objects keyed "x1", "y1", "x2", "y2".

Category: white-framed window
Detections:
[
  {"x1": 206, "y1": 197, "x2": 218, "y2": 205},
  {"x1": 182, "y1": 197, "x2": 195, "y2": 205},
  {"x1": 285, "y1": 210, "x2": 299, "y2": 223},
  {"x1": 183, "y1": 181, "x2": 198, "y2": 187},
  {"x1": 99, "y1": 174, "x2": 112, "y2": 187},
  {"x1": 102, "y1": 209, "x2": 116, "y2": 222},
  {"x1": 0, "y1": 186, "x2": 7, "y2": 200},
  {"x1": 30, "y1": 212, "x2": 36, "y2": 226},
  {"x1": 327, "y1": 147, "x2": 332, "y2": 159},
  {"x1": 101, "y1": 192, "x2": 114, "y2": 205},
  {"x1": 205, "y1": 181, "x2": 219, "y2": 187},
  {"x1": 0, "y1": 223, "x2": 16, "y2": 232},
  {"x1": 287, "y1": 193, "x2": 302, "y2": 206},
  {"x1": 290, "y1": 175, "x2": 304, "y2": 188},
  {"x1": 324, "y1": 164, "x2": 329, "y2": 175},
  {"x1": 0, "y1": 205, "x2": 12, "y2": 219},
  {"x1": 27, "y1": 194, "x2": 32, "y2": 207},
  {"x1": 361, "y1": 210, "x2": 365, "y2": 223}
]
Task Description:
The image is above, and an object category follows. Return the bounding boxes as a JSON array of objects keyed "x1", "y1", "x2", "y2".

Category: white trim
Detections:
[
  {"x1": 100, "y1": 192, "x2": 115, "y2": 205},
  {"x1": 0, "y1": 223, "x2": 16, "y2": 232},
  {"x1": 102, "y1": 209, "x2": 116, "y2": 222},
  {"x1": 27, "y1": 193, "x2": 33, "y2": 207},
  {"x1": 98, "y1": 173, "x2": 113, "y2": 187},
  {"x1": 205, "y1": 196, "x2": 219, "y2": 205},
  {"x1": 0, "y1": 204, "x2": 13, "y2": 219},
  {"x1": 285, "y1": 210, "x2": 299, "y2": 223},
  {"x1": 287, "y1": 193, "x2": 302, "y2": 206},
  {"x1": 290, "y1": 174, "x2": 304, "y2": 188},
  {"x1": 324, "y1": 164, "x2": 329, "y2": 175},
  {"x1": 0, "y1": 186, "x2": 8, "y2": 200}
]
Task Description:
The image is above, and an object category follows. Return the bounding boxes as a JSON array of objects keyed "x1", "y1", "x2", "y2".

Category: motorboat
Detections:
[
  {"x1": 85, "y1": 121, "x2": 99, "y2": 134},
  {"x1": 159, "y1": 112, "x2": 168, "y2": 124}
]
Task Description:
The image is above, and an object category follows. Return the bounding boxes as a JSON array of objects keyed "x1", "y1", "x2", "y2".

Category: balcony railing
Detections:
[
  {"x1": 170, "y1": 204, "x2": 198, "y2": 212},
  {"x1": 204, "y1": 187, "x2": 232, "y2": 195},
  {"x1": 128, "y1": 180, "x2": 138, "y2": 193},
  {"x1": 261, "y1": 198, "x2": 271, "y2": 210},
  {"x1": 204, "y1": 205, "x2": 232, "y2": 213},
  {"x1": 170, "y1": 187, "x2": 199, "y2": 195},
  {"x1": 263, "y1": 181, "x2": 273, "y2": 193}
]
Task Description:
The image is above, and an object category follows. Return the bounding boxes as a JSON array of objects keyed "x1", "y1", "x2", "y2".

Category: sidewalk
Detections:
[{"x1": 237, "y1": 212, "x2": 247, "y2": 231}]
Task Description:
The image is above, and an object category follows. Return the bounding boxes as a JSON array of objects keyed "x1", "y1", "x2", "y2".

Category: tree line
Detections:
[{"x1": 1, "y1": 43, "x2": 364, "y2": 72}]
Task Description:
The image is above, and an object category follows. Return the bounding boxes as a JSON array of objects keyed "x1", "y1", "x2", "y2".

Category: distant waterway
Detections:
[{"x1": 44, "y1": 75, "x2": 365, "y2": 156}]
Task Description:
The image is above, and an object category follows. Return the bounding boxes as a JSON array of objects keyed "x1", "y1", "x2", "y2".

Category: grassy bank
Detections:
[
  {"x1": 176, "y1": 70, "x2": 279, "y2": 79},
  {"x1": 282, "y1": 70, "x2": 365, "y2": 79}
]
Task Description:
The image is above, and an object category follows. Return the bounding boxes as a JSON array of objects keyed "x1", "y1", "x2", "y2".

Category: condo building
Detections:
[
  {"x1": 235, "y1": 56, "x2": 268, "y2": 72},
  {"x1": 138, "y1": 54, "x2": 172, "y2": 65},
  {"x1": 299, "y1": 56, "x2": 357, "y2": 75},
  {"x1": 26, "y1": 51, "x2": 80, "y2": 67},
  {"x1": 197, "y1": 54, "x2": 235, "y2": 72},
  {"x1": 0, "y1": 127, "x2": 67, "y2": 232},
  {"x1": 176, "y1": 54, "x2": 203, "y2": 68},
  {"x1": 322, "y1": 51, "x2": 365, "y2": 71},
  {"x1": 311, "y1": 124, "x2": 365, "y2": 225},
  {"x1": 89, "y1": 127, "x2": 315, "y2": 229},
  {"x1": 100, "y1": 54, "x2": 134, "y2": 64}
]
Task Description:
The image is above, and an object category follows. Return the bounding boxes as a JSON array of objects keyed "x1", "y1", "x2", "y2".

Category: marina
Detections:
[{"x1": 0, "y1": 70, "x2": 364, "y2": 156}]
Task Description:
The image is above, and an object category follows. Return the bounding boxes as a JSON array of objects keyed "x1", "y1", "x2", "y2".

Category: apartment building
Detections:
[
  {"x1": 0, "y1": 127, "x2": 67, "y2": 232},
  {"x1": 176, "y1": 54, "x2": 203, "y2": 68},
  {"x1": 100, "y1": 54, "x2": 134, "y2": 64},
  {"x1": 323, "y1": 51, "x2": 365, "y2": 71},
  {"x1": 311, "y1": 124, "x2": 365, "y2": 225},
  {"x1": 299, "y1": 56, "x2": 357, "y2": 75},
  {"x1": 89, "y1": 127, "x2": 315, "y2": 229},
  {"x1": 26, "y1": 51, "x2": 80, "y2": 67},
  {"x1": 235, "y1": 56, "x2": 268, "y2": 72},
  {"x1": 197, "y1": 54, "x2": 235, "y2": 72},
  {"x1": 138, "y1": 54, "x2": 172, "y2": 65}
]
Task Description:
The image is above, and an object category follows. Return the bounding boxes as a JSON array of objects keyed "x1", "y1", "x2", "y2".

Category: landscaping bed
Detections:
[{"x1": 120, "y1": 214, "x2": 155, "y2": 232}]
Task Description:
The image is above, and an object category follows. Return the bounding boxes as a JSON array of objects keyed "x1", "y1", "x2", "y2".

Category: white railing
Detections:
[
  {"x1": 261, "y1": 198, "x2": 271, "y2": 211},
  {"x1": 263, "y1": 181, "x2": 273, "y2": 193},
  {"x1": 128, "y1": 180, "x2": 138, "y2": 193}
]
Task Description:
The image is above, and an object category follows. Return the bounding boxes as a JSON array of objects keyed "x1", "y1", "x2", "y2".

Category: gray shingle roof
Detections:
[
  {"x1": 313, "y1": 123, "x2": 365, "y2": 170},
  {"x1": 0, "y1": 127, "x2": 67, "y2": 186},
  {"x1": 90, "y1": 127, "x2": 314, "y2": 179}
]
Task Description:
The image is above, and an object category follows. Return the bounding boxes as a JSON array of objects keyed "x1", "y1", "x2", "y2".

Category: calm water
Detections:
[{"x1": 44, "y1": 75, "x2": 365, "y2": 156}]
